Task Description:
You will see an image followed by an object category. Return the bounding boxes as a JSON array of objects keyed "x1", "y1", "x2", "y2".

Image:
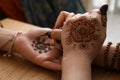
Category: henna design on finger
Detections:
[
  {"x1": 101, "y1": 16, "x2": 107, "y2": 27},
  {"x1": 31, "y1": 35, "x2": 53, "y2": 54},
  {"x1": 65, "y1": 16, "x2": 101, "y2": 49}
]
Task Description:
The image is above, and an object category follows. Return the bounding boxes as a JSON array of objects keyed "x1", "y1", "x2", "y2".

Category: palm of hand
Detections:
[{"x1": 15, "y1": 28, "x2": 62, "y2": 70}]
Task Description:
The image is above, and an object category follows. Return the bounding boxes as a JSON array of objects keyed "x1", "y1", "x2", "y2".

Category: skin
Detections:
[
  {"x1": 54, "y1": 6, "x2": 107, "y2": 79},
  {"x1": 0, "y1": 27, "x2": 62, "y2": 70},
  {"x1": 54, "y1": 9, "x2": 106, "y2": 61},
  {"x1": 52, "y1": 5, "x2": 120, "y2": 71}
]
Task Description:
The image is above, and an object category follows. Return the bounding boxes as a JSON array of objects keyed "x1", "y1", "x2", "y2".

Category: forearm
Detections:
[{"x1": 62, "y1": 51, "x2": 92, "y2": 80}]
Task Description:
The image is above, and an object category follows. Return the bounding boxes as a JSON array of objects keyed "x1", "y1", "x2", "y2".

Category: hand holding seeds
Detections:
[{"x1": 14, "y1": 27, "x2": 62, "y2": 70}]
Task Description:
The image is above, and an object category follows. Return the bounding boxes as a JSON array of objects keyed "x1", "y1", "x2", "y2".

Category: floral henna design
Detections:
[
  {"x1": 31, "y1": 35, "x2": 54, "y2": 53},
  {"x1": 65, "y1": 16, "x2": 101, "y2": 49}
]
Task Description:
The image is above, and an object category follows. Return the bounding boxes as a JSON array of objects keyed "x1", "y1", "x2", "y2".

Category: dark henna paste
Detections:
[
  {"x1": 31, "y1": 35, "x2": 53, "y2": 53},
  {"x1": 44, "y1": 32, "x2": 51, "y2": 38}
]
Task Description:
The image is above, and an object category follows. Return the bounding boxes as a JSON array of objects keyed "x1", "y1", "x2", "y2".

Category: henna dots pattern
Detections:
[{"x1": 31, "y1": 36, "x2": 53, "y2": 53}]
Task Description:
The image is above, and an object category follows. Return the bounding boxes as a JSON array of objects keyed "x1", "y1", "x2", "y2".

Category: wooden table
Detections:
[{"x1": 0, "y1": 18, "x2": 120, "y2": 80}]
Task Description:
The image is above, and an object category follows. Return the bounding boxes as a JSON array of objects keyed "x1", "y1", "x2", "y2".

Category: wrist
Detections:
[
  {"x1": 62, "y1": 52, "x2": 92, "y2": 80},
  {"x1": 1, "y1": 31, "x2": 23, "y2": 57},
  {"x1": 63, "y1": 51, "x2": 91, "y2": 64},
  {"x1": 14, "y1": 32, "x2": 24, "y2": 53},
  {"x1": 63, "y1": 49, "x2": 97, "y2": 63},
  {"x1": 0, "y1": 30, "x2": 16, "y2": 51}
]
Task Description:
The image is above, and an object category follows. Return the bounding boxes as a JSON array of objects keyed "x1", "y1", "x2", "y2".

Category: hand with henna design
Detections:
[
  {"x1": 55, "y1": 9, "x2": 107, "y2": 62},
  {"x1": 54, "y1": 5, "x2": 108, "y2": 80}
]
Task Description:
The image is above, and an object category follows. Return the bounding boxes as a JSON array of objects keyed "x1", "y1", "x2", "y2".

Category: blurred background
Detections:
[{"x1": 82, "y1": 0, "x2": 120, "y2": 44}]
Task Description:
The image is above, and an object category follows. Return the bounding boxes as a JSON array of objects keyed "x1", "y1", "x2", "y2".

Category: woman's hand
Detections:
[
  {"x1": 14, "y1": 27, "x2": 62, "y2": 70},
  {"x1": 54, "y1": 5, "x2": 108, "y2": 80},
  {"x1": 54, "y1": 5, "x2": 107, "y2": 62}
]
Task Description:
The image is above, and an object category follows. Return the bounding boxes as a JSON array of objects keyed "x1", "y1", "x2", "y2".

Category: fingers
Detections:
[
  {"x1": 54, "y1": 11, "x2": 69, "y2": 29},
  {"x1": 54, "y1": 11, "x2": 75, "y2": 29},
  {"x1": 51, "y1": 29, "x2": 62, "y2": 40},
  {"x1": 51, "y1": 11, "x2": 75, "y2": 40}
]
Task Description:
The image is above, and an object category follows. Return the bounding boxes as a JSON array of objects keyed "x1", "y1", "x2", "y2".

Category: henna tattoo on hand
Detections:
[
  {"x1": 31, "y1": 35, "x2": 53, "y2": 54},
  {"x1": 65, "y1": 16, "x2": 101, "y2": 49}
]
